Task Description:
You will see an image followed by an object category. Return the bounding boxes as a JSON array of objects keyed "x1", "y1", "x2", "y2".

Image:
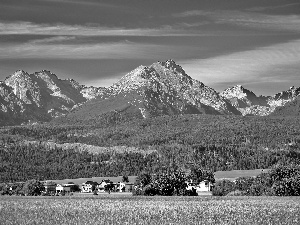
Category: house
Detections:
[
  {"x1": 81, "y1": 182, "x2": 93, "y2": 193},
  {"x1": 97, "y1": 180, "x2": 110, "y2": 192},
  {"x1": 186, "y1": 180, "x2": 213, "y2": 193},
  {"x1": 125, "y1": 183, "x2": 134, "y2": 192},
  {"x1": 56, "y1": 184, "x2": 71, "y2": 194},
  {"x1": 197, "y1": 180, "x2": 213, "y2": 192},
  {"x1": 43, "y1": 181, "x2": 57, "y2": 193},
  {"x1": 81, "y1": 181, "x2": 99, "y2": 193},
  {"x1": 63, "y1": 183, "x2": 79, "y2": 192},
  {"x1": 116, "y1": 182, "x2": 126, "y2": 192}
]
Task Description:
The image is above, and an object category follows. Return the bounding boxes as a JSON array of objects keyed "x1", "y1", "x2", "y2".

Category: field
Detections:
[{"x1": 1, "y1": 195, "x2": 300, "y2": 225}]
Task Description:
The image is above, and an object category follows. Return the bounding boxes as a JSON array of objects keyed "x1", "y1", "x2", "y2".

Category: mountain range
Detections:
[{"x1": 0, "y1": 60, "x2": 299, "y2": 126}]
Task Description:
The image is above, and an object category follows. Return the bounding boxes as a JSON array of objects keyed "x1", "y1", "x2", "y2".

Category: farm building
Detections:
[
  {"x1": 186, "y1": 180, "x2": 213, "y2": 193},
  {"x1": 81, "y1": 181, "x2": 94, "y2": 193},
  {"x1": 48, "y1": 176, "x2": 136, "y2": 193},
  {"x1": 42, "y1": 181, "x2": 57, "y2": 193},
  {"x1": 56, "y1": 184, "x2": 71, "y2": 194},
  {"x1": 97, "y1": 180, "x2": 111, "y2": 192}
]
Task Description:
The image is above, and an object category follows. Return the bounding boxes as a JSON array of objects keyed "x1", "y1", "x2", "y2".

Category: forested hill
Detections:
[{"x1": 1, "y1": 115, "x2": 300, "y2": 182}]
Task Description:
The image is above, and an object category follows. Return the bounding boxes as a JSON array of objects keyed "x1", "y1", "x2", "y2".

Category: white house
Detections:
[
  {"x1": 197, "y1": 180, "x2": 212, "y2": 192},
  {"x1": 81, "y1": 182, "x2": 93, "y2": 193},
  {"x1": 56, "y1": 184, "x2": 71, "y2": 194},
  {"x1": 186, "y1": 180, "x2": 212, "y2": 192}
]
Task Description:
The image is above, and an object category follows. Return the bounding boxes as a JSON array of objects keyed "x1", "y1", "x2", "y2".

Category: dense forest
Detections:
[{"x1": 1, "y1": 114, "x2": 300, "y2": 182}]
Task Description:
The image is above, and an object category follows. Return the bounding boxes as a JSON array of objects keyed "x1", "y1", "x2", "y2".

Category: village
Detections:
[
  {"x1": 42, "y1": 177, "x2": 213, "y2": 196},
  {"x1": 1, "y1": 169, "x2": 270, "y2": 196}
]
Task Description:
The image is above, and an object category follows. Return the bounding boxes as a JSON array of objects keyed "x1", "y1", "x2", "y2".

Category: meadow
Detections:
[{"x1": 1, "y1": 195, "x2": 300, "y2": 225}]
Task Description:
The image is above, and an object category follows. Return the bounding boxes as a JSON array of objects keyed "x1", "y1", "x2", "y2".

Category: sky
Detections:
[{"x1": 0, "y1": 0, "x2": 300, "y2": 96}]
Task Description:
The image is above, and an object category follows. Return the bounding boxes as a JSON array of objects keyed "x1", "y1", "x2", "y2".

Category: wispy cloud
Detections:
[
  {"x1": 40, "y1": 0, "x2": 116, "y2": 7},
  {"x1": 0, "y1": 21, "x2": 161, "y2": 36},
  {"x1": 175, "y1": 10, "x2": 210, "y2": 18},
  {"x1": 0, "y1": 40, "x2": 174, "y2": 59},
  {"x1": 29, "y1": 36, "x2": 76, "y2": 44},
  {"x1": 174, "y1": 10, "x2": 300, "y2": 33},
  {"x1": 247, "y1": 3, "x2": 300, "y2": 12},
  {"x1": 179, "y1": 39, "x2": 300, "y2": 91},
  {"x1": 0, "y1": 21, "x2": 204, "y2": 37}
]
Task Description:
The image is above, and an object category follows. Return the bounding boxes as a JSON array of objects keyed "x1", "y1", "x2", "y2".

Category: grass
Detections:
[
  {"x1": 214, "y1": 169, "x2": 270, "y2": 181},
  {"x1": 1, "y1": 195, "x2": 300, "y2": 225}
]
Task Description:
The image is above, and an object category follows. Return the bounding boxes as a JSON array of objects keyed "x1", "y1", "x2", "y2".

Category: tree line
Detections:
[
  {"x1": 1, "y1": 114, "x2": 300, "y2": 182},
  {"x1": 213, "y1": 164, "x2": 300, "y2": 196},
  {"x1": 1, "y1": 138, "x2": 300, "y2": 183}
]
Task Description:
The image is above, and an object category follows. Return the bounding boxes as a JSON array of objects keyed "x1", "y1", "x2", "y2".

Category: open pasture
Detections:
[{"x1": 1, "y1": 195, "x2": 300, "y2": 225}]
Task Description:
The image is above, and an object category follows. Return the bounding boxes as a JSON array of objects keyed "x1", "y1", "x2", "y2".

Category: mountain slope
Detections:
[
  {"x1": 0, "y1": 81, "x2": 31, "y2": 125},
  {"x1": 270, "y1": 96, "x2": 300, "y2": 116},
  {"x1": 110, "y1": 60, "x2": 240, "y2": 115},
  {"x1": 1, "y1": 70, "x2": 109, "y2": 125},
  {"x1": 221, "y1": 85, "x2": 300, "y2": 116},
  {"x1": 1, "y1": 61, "x2": 299, "y2": 126},
  {"x1": 56, "y1": 60, "x2": 241, "y2": 125},
  {"x1": 220, "y1": 85, "x2": 271, "y2": 116}
]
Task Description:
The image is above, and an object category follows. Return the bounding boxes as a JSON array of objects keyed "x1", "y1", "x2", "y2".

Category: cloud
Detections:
[
  {"x1": 0, "y1": 21, "x2": 203, "y2": 37},
  {"x1": 0, "y1": 40, "x2": 176, "y2": 59},
  {"x1": 175, "y1": 10, "x2": 210, "y2": 18},
  {"x1": 179, "y1": 39, "x2": 300, "y2": 91},
  {"x1": 40, "y1": 0, "x2": 116, "y2": 7},
  {"x1": 247, "y1": 3, "x2": 300, "y2": 12},
  {"x1": 0, "y1": 20, "x2": 260, "y2": 38},
  {"x1": 174, "y1": 10, "x2": 300, "y2": 33},
  {"x1": 29, "y1": 36, "x2": 76, "y2": 44}
]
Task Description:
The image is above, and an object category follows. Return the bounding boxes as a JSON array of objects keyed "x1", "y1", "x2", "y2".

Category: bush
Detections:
[
  {"x1": 183, "y1": 188, "x2": 198, "y2": 196},
  {"x1": 269, "y1": 165, "x2": 300, "y2": 196},
  {"x1": 272, "y1": 176, "x2": 300, "y2": 196},
  {"x1": 0, "y1": 183, "x2": 9, "y2": 195},
  {"x1": 132, "y1": 186, "x2": 143, "y2": 196},
  {"x1": 227, "y1": 190, "x2": 244, "y2": 196},
  {"x1": 235, "y1": 177, "x2": 254, "y2": 194},
  {"x1": 248, "y1": 184, "x2": 269, "y2": 196},
  {"x1": 135, "y1": 173, "x2": 152, "y2": 187},
  {"x1": 212, "y1": 180, "x2": 235, "y2": 196},
  {"x1": 142, "y1": 184, "x2": 157, "y2": 196},
  {"x1": 22, "y1": 179, "x2": 44, "y2": 196},
  {"x1": 133, "y1": 170, "x2": 203, "y2": 196}
]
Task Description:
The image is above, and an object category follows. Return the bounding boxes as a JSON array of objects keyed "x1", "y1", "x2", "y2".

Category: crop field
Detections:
[{"x1": 1, "y1": 195, "x2": 300, "y2": 225}]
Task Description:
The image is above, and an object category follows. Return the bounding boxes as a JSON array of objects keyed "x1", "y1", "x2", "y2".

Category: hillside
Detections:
[
  {"x1": 0, "y1": 70, "x2": 107, "y2": 125},
  {"x1": 2, "y1": 114, "x2": 300, "y2": 182},
  {"x1": 270, "y1": 96, "x2": 300, "y2": 116}
]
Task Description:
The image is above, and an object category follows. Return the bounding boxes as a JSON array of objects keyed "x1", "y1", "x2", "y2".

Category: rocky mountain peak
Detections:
[
  {"x1": 157, "y1": 59, "x2": 189, "y2": 78},
  {"x1": 15, "y1": 69, "x2": 27, "y2": 75},
  {"x1": 33, "y1": 70, "x2": 58, "y2": 81},
  {"x1": 220, "y1": 85, "x2": 271, "y2": 115},
  {"x1": 221, "y1": 85, "x2": 248, "y2": 99},
  {"x1": 107, "y1": 60, "x2": 241, "y2": 117},
  {"x1": 273, "y1": 86, "x2": 300, "y2": 101},
  {"x1": 6, "y1": 70, "x2": 30, "y2": 80}
]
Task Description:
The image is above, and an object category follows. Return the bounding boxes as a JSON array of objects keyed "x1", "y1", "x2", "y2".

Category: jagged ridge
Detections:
[
  {"x1": 0, "y1": 60, "x2": 299, "y2": 125},
  {"x1": 221, "y1": 85, "x2": 300, "y2": 116}
]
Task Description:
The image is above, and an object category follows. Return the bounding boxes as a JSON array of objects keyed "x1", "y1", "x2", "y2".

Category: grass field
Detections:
[{"x1": 1, "y1": 195, "x2": 300, "y2": 225}]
